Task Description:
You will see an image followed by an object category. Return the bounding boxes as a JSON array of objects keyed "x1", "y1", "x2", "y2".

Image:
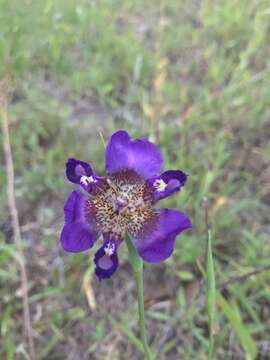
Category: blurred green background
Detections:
[{"x1": 0, "y1": 0, "x2": 270, "y2": 359}]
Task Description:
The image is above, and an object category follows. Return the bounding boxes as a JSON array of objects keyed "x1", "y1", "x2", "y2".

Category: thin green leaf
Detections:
[
  {"x1": 217, "y1": 292, "x2": 257, "y2": 359},
  {"x1": 38, "y1": 324, "x2": 65, "y2": 360},
  {"x1": 109, "y1": 316, "x2": 144, "y2": 354},
  {"x1": 206, "y1": 229, "x2": 216, "y2": 359}
]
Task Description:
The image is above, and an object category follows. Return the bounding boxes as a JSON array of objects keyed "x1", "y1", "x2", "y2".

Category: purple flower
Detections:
[{"x1": 60, "y1": 130, "x2": 192, "y2": 280}]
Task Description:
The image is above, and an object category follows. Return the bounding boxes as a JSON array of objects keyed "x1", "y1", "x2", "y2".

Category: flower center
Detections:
[
  {"x1": 114, "y1": 196, "x2": 128, "y2": 214},
  {"x1": 88, "y1": 169, "x2": 153, "y2": 239}
]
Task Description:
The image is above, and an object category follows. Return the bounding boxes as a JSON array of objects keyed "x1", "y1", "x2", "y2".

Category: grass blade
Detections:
[
  {"x1": 206, "y1": 229, "x2": 216, "y2": 359},
  {"x1": 217, "y1": 292, "x2": 257, "y2": 359},
  {"x1": 109, "y1": 316, "x2": 144, "y2": 354}
]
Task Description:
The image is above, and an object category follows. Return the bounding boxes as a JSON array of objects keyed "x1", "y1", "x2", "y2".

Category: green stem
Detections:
[{"x1": 126, "y1": 236, "x2": 152, "y2": 360}]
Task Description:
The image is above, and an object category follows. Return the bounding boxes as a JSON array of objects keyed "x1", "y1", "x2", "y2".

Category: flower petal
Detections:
[
  {"x1": 60, "y1": 190, "x2": 99, "y2": 252},
  {"x1": 147, "y1": 170, "x2": 188, "y2": 201},
  {"x1": 66, "y1": 158, "x2": 103, "y2": 192},
  {"x1": 94, "y1": 240, "x2": 119, "y2": 280},
  {"x1": 66, "y1": 158, "x2": 93, "y2": 184},
  {"x1": 131, "y1": 209, "x2": 192, "y2": 263},
  {"x1": 105, "y1": 130, "x2": 163, "y2": 179}
]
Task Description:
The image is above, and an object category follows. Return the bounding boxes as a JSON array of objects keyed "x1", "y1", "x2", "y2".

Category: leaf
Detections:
[
  {"x1": 177, "y1": 270, "x2": 194, "y2": 281},
  {"x1": 38, "y1": 324, "x2": 65, "y2": 359},
  {"x1": 109, "y1": 316, "x2": 144, "y2": 354},
  {"x1": 206, "y1": 229, "x2": 216, "y2": 359},
  {"x1": 217, "y1": 292, "x2": 257, "y2": 359}
]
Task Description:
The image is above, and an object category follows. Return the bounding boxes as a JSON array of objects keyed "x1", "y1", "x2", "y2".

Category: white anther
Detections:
[
  {"x1": 104, "y1": 243, "x2": 115, "y2": 256},
  {"x1": 80, "y1": 175, "x2": 97, "y2": 186},
  {"x1": 153, "y1": 179, "x2": 167, "y2": 192}
]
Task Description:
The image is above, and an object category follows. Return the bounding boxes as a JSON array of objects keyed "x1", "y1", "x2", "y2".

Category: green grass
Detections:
[{"x1": 0, "y1": 0, "x2": 270, "y2": 358}]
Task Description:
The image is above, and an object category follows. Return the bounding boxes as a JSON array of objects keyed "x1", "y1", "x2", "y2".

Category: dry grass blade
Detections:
[
  {"x1": 0, "y1": 77, "x2": 35, "y2": 359},
  {"x1": 82, "y1": 266, "x2": 97, "y2": 311}
]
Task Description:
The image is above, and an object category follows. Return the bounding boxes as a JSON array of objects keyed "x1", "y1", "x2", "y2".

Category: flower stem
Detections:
[{"x1": 126, "y1": 236, "x2": 152, "y2": 360}]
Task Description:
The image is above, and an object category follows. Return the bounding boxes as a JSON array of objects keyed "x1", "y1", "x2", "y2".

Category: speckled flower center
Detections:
[{"x1": 86, "y1": 169, "x2": 155, "y2": 239}]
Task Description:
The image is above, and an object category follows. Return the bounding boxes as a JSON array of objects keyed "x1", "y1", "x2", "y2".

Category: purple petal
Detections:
[
  {"x1": 66, "y1": 158, "x2": 103, "y2": 192},
  {"x1": 147, "y1": 170, "x2": 188, "y2": 201},
  {"x1": 131, "y1": 209, "x2": 192, "y2": 263},
  {"x1": 94, "y1": 240, "x2": 119, "y2": 280},
  {"x1": 60, "y1": 190, "x2": 99, "y2": 252},
  {"x1": 66, "y1": 158, "x2": 93, "y2": 184},
  {"x1": 105, "y1": 130, "x2": 163, "y2": 179}
]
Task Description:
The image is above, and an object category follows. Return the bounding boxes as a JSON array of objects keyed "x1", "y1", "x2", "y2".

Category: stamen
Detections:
[
  {"x1": 80, "y1": 175, "x2": 97, "y2": 186},
  {"x1": 153, "y1": 179, "x2": 167, "y2": 192},
  {"x1": 116, "y1": 197, "x2": 127, "y2": 205},
  {"x1": 91, "y1": 170, "x2": 153, "y2": 240},
  {"x1": 106, "y1": 178, "x2": 118, "y2": 194},
  {"x1": 104, "y1": 242, "x2": 115, "y2": 256}
]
